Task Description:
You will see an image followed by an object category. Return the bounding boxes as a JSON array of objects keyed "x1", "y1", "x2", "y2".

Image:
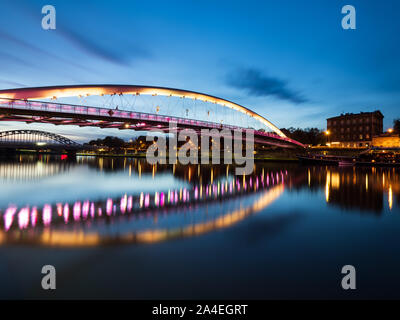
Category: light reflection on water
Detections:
[
  {"x1": 0, "y1": 154, "x2": 400, "y2": 299},
  {"x1": 0, "y1": 155, "x2": 399, "y2": 243},
  {"x1": 0, "y1": 155, "x2": 287, "y2": 246}
]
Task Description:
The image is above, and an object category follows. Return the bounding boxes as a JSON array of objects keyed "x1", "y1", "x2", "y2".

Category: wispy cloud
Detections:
[
  {"x1": 58, "y1": 26, "x2": 151, "y2": 66},
  {"x1": 12, "y1": 0, "x2": 151, "y2": 67},
  {"x1": 226, "y1": 67, "x2": 308, "y2": 104},
  {"x1": 0, "y1": 51, "x2": 33, "y2": 68},
  {"x1": 0, "y1": 31, "x2": 98, "y2": 75}
]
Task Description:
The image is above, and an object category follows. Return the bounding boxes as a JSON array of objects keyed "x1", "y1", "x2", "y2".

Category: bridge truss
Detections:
[{"x1": 0, "y1": 129, "x2": 81, "y2": 151}]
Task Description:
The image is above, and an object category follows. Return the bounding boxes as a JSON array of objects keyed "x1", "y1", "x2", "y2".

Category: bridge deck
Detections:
[{"x1": 0, "y1": 98, "x2": 304, "y2": 148}]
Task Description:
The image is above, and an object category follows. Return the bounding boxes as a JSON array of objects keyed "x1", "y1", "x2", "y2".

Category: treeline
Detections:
[
  {"x1": 394, "y1": 119, "x2": 400, "y2": 133},
  {"x1": 88, "y1": 136, "x2": 126, "y2": 148},
  {"x1": 280, "y1": 127, "x2": 326, "y2": 146},
  {"x1": 88, "y1": 136, "x2": 153, "y2": 152}
]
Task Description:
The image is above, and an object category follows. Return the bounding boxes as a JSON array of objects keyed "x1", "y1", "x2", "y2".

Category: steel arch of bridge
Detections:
[
  {"x1": 0, "y1": 85, "x2": 287, "y2": 137},
  {"x1": 0, "y1": 130, "x2": 81, "y2": 147}
]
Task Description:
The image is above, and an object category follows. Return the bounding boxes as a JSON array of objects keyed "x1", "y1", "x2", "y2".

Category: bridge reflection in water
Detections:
[
  {"x1": 0, "y1": 157, "x2": 72, "y2": 181},
  {"x1": 0, "y1": 156, "x2": 399, "y2": 248},
  {"x1": 0, "y1": 155, "x2": 287, "y2": 246}
]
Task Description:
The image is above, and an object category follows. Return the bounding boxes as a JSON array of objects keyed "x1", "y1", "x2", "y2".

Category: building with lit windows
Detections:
[
  {"x1": 326, "y1": 111, "x2": 383, "y2": 148},
  {"x1": 372, "y1": 133, "x2": 400, "y2": 148}
]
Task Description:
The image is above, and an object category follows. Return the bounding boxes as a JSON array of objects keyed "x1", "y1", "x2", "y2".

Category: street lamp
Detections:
[
  {"x1": 325, "y1": 130, "x2": 330, "y2": 146},
  {"x1": 388, "y1": 128, "x2": 393, "y2": 133}
]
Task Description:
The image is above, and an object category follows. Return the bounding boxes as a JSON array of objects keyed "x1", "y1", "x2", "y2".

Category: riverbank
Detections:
[{"x1": 76, "y1": 152, "x2": 300, "y2": 162}]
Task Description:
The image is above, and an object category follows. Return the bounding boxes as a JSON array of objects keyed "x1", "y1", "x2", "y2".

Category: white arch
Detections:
[{"x1": 0, "y1": 85, "x2": 287, "y2": 137}]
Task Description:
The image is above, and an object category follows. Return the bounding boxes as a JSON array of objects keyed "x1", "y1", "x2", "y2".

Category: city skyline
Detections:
[{"x1": 0, "y1": 0, "x2": 399, "y2": 141}]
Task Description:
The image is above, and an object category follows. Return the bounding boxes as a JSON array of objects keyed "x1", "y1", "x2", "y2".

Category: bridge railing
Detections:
[
  {"x1": 0, "y1": 98, "x2": 304, "y2": 147},
  {"x1": 1, "y1": 97, "x2": 240, "y2": 129}
]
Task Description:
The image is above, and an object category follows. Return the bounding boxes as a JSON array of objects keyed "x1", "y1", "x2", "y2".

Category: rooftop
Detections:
[{"x1": 327, "y1": 110, "x2": 383, "y2": 120}]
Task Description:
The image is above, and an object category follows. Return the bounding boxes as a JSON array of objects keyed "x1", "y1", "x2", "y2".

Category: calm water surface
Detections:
[{"x1": 0, "y1": 155, "x2": 399, "y2": 299}]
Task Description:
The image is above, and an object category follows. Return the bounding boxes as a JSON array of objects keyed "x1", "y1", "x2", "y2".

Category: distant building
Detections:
[
  {"x1": 326, "y1": 111, "x2": 383, "y2": 148},
  {"x1": 372, "y1": 133, "x2": 400, "y2": 148}
]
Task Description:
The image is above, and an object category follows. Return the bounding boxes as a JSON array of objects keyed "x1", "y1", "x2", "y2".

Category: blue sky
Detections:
[{"x1": 0, "y1": 0, "x2": 399, "y2": 141}]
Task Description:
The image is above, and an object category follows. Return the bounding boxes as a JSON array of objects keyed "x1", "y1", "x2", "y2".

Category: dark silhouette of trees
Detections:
[
  {"x1": 88, "y1": 136, "x2": 126, "y2": 152},
  {"x1": 280, "y1": 127, "x2": 325, "y2": 146},
  {"x1": 393, "y1": 119, "x2": 400, "y2": 133}
]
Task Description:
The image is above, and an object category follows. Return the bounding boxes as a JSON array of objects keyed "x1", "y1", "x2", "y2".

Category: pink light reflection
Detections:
[
  {"x1": 18, "y1": 207, "x2": 29, "y2": 229},
  {"x1": 63, "y1": 204, "x2": 70, "y2": 223},
  {"x1": 127, "y1": 196, "x2": 133, "y2": 212},
  {"x1": 31, "y1": 207, "x2": 38, "y2": 227},
  {"x1": 73, "y1": 202, "x2": 81, "y2": 221},
  {"x1": 82, "y1": 201, "x2": 90, "y2": 219},
  {"x1": 90, "y1": 203, "x2": 95, "y2": 218},
  {"x1": 43, "y1": 204, "x2": 52, "y2": 226},
  {"x1": 56, "y1": 203, "x2": 63, "y2": 216},
  {"x1": 106, "y1": 198, "x2": 113, "y2": 216},
  {"x1": 4, "y1": 206, "x2": 17, "y2": 231},
  {"x1": 120, "y1": 195, "x2": 127, "y2": 213}
]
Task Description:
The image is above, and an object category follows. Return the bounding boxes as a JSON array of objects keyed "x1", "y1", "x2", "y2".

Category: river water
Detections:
[{"x1": 0, "y1": 155, "x2": 399, "y2": 299}]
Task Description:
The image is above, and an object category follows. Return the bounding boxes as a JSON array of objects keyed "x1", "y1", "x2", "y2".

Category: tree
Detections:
[
  {"x1": 88, "y1": 136, "x2": 126, "y2": 151},
  {"x1": 280, "y1": 127, "x2": 325, "y2": 145},
  {"x1": 393, "y1": 119, "x2": 400, "y2": 133}
]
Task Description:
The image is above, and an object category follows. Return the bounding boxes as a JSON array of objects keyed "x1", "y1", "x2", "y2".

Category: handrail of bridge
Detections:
[{"x1": 0, "y1": 97, "x2": 305, "y2": 148}]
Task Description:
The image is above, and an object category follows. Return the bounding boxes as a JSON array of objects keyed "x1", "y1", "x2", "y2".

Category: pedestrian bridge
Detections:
[{"x1": 0, "y1": 85, "x2": 304, "y2": 148}]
